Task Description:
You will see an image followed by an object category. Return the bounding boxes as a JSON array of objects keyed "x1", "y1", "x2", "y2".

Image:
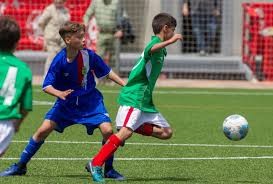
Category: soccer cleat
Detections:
[
  {"x1": 85, "y1": 162, "x2": 105, "y2": 183},
  {"x1": 0, "y1": 163, "x2": 27, "y2": 176},
  {"x1": 104, "y1": 168, "x2": 125, "y2": 180}
]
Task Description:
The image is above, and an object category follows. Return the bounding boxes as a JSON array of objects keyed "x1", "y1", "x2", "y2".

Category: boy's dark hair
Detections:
[
  {"x1": 59, "y1": 21, "x2": 85, "y2": 40},
  {"x1": 0, "y1": 16, "x2": 20, "y2": 52},
  {"x1": 152, "y1": 13, "x2": 177, "y2": 34}
]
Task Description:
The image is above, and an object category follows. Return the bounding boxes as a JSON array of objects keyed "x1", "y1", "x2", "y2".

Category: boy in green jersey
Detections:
[
  {"x1": 0, "y1": 16, "x2": 32, "y2": 156},
  {"x1": 87, "y1": 13, "x2": 182, "y2": 182}
]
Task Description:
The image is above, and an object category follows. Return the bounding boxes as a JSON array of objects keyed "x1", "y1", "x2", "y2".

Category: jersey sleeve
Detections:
[
  {"x1": 91, "y1": 52, "x2": 111, "y2": 79},
  {"x1": 150, "y1": 48, "x2": 167, "y2": 64},
  {"x1": 20, "y1": 69, "x2": 32, "y2": 111},
  {"x1": 143, "y1": 38, "x2": 162, "y2": 61},
  {"x1": 143, "y1": 42, "x2": 154, "y2": 61},
  {"x1": 42, "y1": 57, "x2": 60, "y2": 89},
  {"x1": 144, "y1": 37, "x2": 164, "y2": 62}
]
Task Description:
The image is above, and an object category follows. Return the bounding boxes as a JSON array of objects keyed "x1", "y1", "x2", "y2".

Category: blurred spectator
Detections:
[
  {"x1": 38, "y1": 0, "x2": 70, "y2": 76},
  {"x1": 182, "y1": 0, "x2": 221, "y2": 56},
  {"x1": 119, "y1": 10, "x2": 135, "y2": 45},
  {"x1": 83, "y1": 0, "x2": 123, "y2": 72}
]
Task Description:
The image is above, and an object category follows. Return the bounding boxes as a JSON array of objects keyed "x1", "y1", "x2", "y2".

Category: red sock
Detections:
[
  {"x1": 134, "y1": 123, "x2": 154, "y2": 136},
  {"x1": 92, "y1": 134, "x2": 122, "y2": 166}
]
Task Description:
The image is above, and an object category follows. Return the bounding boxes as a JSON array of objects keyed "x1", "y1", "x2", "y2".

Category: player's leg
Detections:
[
  {"x1": 151, "y1": 126, "x2": 173, "y2": 140},
  {"x1": 0, "y1": 119, "x2": 56, "y2": 177},
  {"x1": 89, "y1": 106, "x2": 139, "y2": 182},
  {"x1": 91, "y1": 127, "x2": 133, "y2": 165},
  {"x1": 18, "y1": 119, "x2": 56, "y2": 166},
  {"x1": 135, "y1": 112, "x2": 173, "y2": 140},
  {"x1": 96, "y1": 122, "x2": 124, "y2": 180},
  {"x1": 0, "y1": 120, "x2": 56, "y2": 176},
  {"x1": 0, "y1": 120, "x2": 15, "y2": 157},
  {"x1": 88, "y1": 127, "x2": 132, "y2": 182}
]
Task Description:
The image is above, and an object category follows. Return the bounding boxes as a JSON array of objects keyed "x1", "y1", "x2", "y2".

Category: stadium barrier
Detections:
[{"x1": 2, "y1": 0, "x2": 269, "y2": 81}]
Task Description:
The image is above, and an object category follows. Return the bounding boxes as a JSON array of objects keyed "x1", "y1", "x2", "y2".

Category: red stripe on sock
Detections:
[
  {"x1": 135, "y1": 123, "x2": 154, "y2": 136},
  {"x1": 92, "y1": 134, "x2": 122, "y2": 167},
  {"x1": 123, "y1": 107, "x2": 134, "y2": 127}
]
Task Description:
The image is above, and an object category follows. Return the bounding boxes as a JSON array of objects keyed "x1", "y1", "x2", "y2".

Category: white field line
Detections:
[
  {"x1": 11, "y1": 140, "x2": 273, "y2": 148},
  {"x1": 34, "y1": 89, "x2": 273, "y2": 96},
  {"x1": 2, "y1": 156, "x2": 273, "y2": 161},
  {"x1": 33, "y1": 100, "x2": 54, "y2": 105}
]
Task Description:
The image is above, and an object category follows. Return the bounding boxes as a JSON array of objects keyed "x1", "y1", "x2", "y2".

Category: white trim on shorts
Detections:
[
  {"x1": 115, "y1": 105, "x2": 170, "y2": 131},
  {"x1": 0, "y1": 120, "x2": 15, "y2": 155}
]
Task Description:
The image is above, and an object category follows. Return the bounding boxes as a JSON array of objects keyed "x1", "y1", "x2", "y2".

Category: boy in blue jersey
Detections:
[{"x1": 0, "y1": 21, "x2": 125, "y2": 180}]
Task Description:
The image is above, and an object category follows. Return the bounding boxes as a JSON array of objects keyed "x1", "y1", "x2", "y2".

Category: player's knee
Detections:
[
  {"x1": 116, "y1": 127, "x2": 133, "y2": 141},
  {"x1": 101, "y1": 126, "x2": 113, "y2": 139},
  {"x1": 34, "y1": 130, "x2": 49, "y2": 141},
  {"x1": 161, "y1": 128, "x2": 173, "y2": 140},
  {"x1": 34, "y1": 126, "x2": 53, "y2": 141}
]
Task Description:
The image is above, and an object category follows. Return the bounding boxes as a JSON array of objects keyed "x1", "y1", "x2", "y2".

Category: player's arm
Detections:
[
  {"x1": 150, "y1": 34, "x2": 182, "y2": 53},
  {"x1": 92, "y1": 51, "x2": 125, "y2": 86},
  {"x1": 182, "y1": 0, "x2": 189, "y2": 16},
  {"x1": 15, "y1": 72, "x2": 33, "y2": 132},
  {"x1": 107, "y1": 70, "x2": 126, "y2": 86},
  {"x1": 43, "y1": 85, "x2": 73, "y2": 100},
  {"x1": 13, "y1": 109, "x2": 29, "y2": 133}
]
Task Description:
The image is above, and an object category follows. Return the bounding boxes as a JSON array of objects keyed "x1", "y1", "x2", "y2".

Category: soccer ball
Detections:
[{"x1": 223, "y1": 114, "x2": 249, "y2": 141}]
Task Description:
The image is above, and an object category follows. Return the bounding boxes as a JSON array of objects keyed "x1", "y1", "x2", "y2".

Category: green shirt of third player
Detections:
[
  {"x1": 118, "y1": 36, "x2": 167, "y2": 112},
  {"x1": 0, "y1": 51, "x2": 32, "y2": 120}
]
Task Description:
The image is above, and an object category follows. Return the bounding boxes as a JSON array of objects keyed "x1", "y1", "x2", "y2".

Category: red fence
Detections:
[
  {"x1": 1, "y1": 0, "x2": 92, "y2": 50},
  {"x1": 242, "y1": 2, "x2": 273, "y2": 81}
]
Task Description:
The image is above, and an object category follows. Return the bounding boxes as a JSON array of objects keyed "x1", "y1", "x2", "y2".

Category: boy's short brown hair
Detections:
[
  {"x1": 0, "y1": 16, "x2": 20, "y2": 52},
  {"x1": 152, "y1": 13, "x2": 177, "y2": 34},
  {"x1": 59, "y1": 21, "x2": 85, "y2": 40}
]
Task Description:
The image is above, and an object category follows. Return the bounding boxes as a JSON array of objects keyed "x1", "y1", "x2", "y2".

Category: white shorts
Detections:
[
  {"x1": 116, "y1": 106, "x2": 170, "y2": 131},
  {"x1": 0, "y1": 120, "x2": 15, "y2": 155}
]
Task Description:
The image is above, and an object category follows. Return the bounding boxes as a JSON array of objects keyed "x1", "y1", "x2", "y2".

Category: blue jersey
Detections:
[
  {"x1": 43, "y1": 48, "x2": 110, "y2": 96},
  {"x1": 43, "y1": 48, "x2": 111, "y2": 134}
]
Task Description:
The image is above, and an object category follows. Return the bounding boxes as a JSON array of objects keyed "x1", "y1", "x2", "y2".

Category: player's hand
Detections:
[
  {"x1": 13, "y1": 120, "x2": 22, "y2": 133},
  {"x1": 58, "y1": 89, "x2": 74, "y2": 100},
  {"x1": 169, "y1": 34, "x2": 183, "y2": 44},
  {"x1": 114, "y1": 30, "x2": 123, "y2": 39},
  {"x1": 213, "y1": 9, "x2": 220, "y2": 16},
  {"x1": 182, "y1": 4, "x2": 189, "y2": 16}
]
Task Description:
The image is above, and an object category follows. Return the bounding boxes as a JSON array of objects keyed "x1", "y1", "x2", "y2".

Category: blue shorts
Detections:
[{"x1": 44, "y1": 98, "x2": 111, "y2": 135}]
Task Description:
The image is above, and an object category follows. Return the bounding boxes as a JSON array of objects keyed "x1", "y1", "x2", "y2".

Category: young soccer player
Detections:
[
  {"x1": 0, "y1": 16, "x2": 32, "y2": 157},
  {"x1": 87, "y1": 13, "x2": 182, "y2": 183},
  {"x1": 0, "y1": 21, "x2": 125, "y2": 180}
]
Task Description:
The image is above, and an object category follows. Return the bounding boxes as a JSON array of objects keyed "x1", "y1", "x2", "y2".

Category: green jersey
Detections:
[
  {"x1": 0, "y1": 51, "x2": 32, "y2": 120},
  {"x1": 119, "y1": 36, "x2": 167, "y2": 112}
]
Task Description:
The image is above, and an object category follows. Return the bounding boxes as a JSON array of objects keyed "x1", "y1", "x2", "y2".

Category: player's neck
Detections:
[
  {"x1": 66, "y1": 47, "x2": 79, "y2": 63},
  {"x1": 155, "y1": 33, "x2": 164, "y2": 41}
]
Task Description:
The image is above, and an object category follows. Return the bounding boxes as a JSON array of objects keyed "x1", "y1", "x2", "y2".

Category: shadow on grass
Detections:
[
  {"x1": 125, "y1": 176, "x2": 195, "y2": 182},
  {"x1": 235, "y1": 181, "x2": 261, "y2": 184},
  {"x1": 40, "y1": 175, "x2": 195, "y2": 183}
]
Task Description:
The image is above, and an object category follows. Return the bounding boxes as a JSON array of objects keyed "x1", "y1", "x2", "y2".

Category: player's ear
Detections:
[
  {"x1": 162, "y1": 25, "x2": 168, "y2": 33},
  {"x1": 64, "y1": 35, "x2": 71, "y2": 44}
]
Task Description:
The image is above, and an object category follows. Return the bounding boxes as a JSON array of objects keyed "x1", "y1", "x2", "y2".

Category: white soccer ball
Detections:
[{"x1": 223, "y1": 114, "x2": 249, "y2": 141}]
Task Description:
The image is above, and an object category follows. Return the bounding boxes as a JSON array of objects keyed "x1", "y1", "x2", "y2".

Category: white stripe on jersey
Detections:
[
  {"x1": 145, "y1": 60, "x2": 152, "y2": 79},
  {"x1": 80, "y1": 50, "x2": 90, "y2": 89}
]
